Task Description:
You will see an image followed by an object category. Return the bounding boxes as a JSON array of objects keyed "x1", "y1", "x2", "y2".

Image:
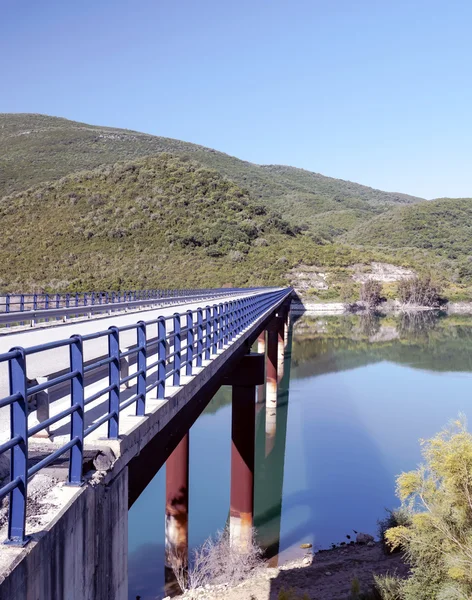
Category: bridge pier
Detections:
[
  {"x1": 224, "y1": 353, "x2": 264, "y2": 551},
  {"x1": 256, "y1": 332, "x2": 266, "y2": 408},
  {"x1": 165, "y1": 433, "x2": 189, "y2": 592},
  {"x1": 265, "y1": 316, "x2": 284, "y2": 454}
]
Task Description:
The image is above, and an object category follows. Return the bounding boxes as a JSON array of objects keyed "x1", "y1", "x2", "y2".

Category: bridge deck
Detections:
[{"x1": 0, "y1": 290, "x2": 266, "y2": 442}]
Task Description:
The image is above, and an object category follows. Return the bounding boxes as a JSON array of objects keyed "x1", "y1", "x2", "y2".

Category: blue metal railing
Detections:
[
  {"x1": 0, "y1": 288, "x2": 259, "y2": 314},
  {"x1": 0, "y1": 287, "x2": 291, "y2": 545}
]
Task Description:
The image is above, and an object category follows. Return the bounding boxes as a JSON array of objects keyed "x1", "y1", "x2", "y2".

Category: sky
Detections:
[{"x1": 1, "y1": 0, "x2": 471, "y2": 199}]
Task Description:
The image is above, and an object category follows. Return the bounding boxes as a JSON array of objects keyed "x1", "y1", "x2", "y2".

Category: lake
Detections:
[{"x1": 128, "y1": 311, "x2": 472, "y2": 600}]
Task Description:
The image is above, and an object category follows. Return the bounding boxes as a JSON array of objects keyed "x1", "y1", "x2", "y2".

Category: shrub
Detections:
[
  {"x1": 360, "y1": 280, "x2": 383, "y2": 308},
  {"x1": 379, "y1": 417, "x2": 472, "y2": 599},
  {"x1": 171, "y1": 526, "x2": 263, "y2": 593},
  {"x1": 277, "y1": 589, "x2": 310, "y2": 600},
  {"x1": 374, "y1": 573, "x2": 403, "y2": 600},
  {"x1": 397, "y1": 276, "x2": 443, "y2": 307},
  {"x1": 378, "y1": 509, "x2": 411, "y2": 554}
]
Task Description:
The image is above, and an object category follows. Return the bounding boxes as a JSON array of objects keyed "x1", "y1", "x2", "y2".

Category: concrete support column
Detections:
[
  {"x1": 230, "y1": 384, "x2": 256, "y2": 551},
  {"x1": 277, "y1": 319, "x2": 285, "y2": 383},
  {"x1": 165, "y1": 433, "x2": 189, "y2": 590},
  {"x1": 257, "y1": 332, "x2": 266, "y2": 406},
  {"x1": 224, "y1": 353, "x2": 264, "y2": 552},
  {"x1": 266, "y1": 326, "x2": 278, "y2": 447}
]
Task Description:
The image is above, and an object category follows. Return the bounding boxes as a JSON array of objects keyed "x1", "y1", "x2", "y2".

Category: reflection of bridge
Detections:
[{"x1": 0, "y1": 286, "x2": 292, "y2": 599}]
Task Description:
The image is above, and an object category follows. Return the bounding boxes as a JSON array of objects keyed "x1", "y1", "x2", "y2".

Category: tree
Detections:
[
  {"x1": 377, "y1": 418, "x2": 472, "y2": 600},
  {"x1": 360, "y1": 280, "x2": 383, "y2": 309}
]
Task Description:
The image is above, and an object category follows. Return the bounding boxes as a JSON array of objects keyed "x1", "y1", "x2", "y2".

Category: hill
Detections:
[
  {"x1": 344, "y1": 198, "x2": 472, "y2": 284},
  {"x1": 0, "y1": 114, "x2": 424, "y2": 241},
  {"x1": 0, "y1": 154, "x2": 369, "y2": 291},
  {"x1": 344, "y1": 197, "x2": 472, "y2": 253}
]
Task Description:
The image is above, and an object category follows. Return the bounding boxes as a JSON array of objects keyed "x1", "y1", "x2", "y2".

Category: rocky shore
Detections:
[{"x1": 174, "y1": 542, "x2": 408, "y2": 600}]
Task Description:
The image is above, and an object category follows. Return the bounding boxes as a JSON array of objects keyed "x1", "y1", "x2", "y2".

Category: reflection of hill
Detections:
[
  {"x1": 292, "y1": 313, "x2": 472, "y2": 378},
  {"x1": 202, "y1": 385, "x2": 232, "y2": 414}
]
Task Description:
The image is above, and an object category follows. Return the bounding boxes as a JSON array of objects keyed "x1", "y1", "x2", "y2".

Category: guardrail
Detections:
[
  {"x1": 0, "y1": 288, "x2": 260, "y2": 314},
  {"x1": 0, "y1": 287, "x2": 292, "y2": 545},
  {"x1": 0, "y1": 288, "x2": 263, "y2": 327}
]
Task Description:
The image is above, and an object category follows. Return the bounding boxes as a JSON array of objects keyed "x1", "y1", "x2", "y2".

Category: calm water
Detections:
[{"x1": 128, "y1": 311, "x2": 472, "y2": 600}]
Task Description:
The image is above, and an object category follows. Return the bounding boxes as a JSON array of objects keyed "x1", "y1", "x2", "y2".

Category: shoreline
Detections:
[
  {"x1": 175, "y1": 542, "x2": 408, "y2": 600},
  {"x1": 291, "y1": 300, "x2": 472, "y2": 315}
]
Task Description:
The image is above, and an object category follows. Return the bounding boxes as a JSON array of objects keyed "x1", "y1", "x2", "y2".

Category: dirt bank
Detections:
[{"x1": 176, "y1": 543, "x2": 408, "y2": 600}]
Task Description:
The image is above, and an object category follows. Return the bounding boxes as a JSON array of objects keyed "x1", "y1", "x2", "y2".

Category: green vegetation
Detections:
[
  {"x1": 344, "y1": 199, "x2": 472, "y2": 286},
  {"x1": 377, "y1": 419, "x2": 472, "y2": 600},
  {"x1": 1, "y1": 113, "x2": 472, "y2": 296},
  {"x1": 0, "y1": 113, "x2": 423, "y2": 245},
  {"x1": 0, "y1": 154, "x2": 314, "y2": 290},
  {"x1": 277, "y1": 589, "x2": 310, "y2": 600}
]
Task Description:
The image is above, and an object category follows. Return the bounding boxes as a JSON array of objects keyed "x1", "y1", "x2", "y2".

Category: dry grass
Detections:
[{"x1": 171, "y1": 526, "x2": 264, "y2": 593}]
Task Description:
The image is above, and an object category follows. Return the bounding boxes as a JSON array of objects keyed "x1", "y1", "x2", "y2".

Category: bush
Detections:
[
  {"x1": 379, "y1": 417, "x2": 472, "y2": 599},
  {"x1": 277, "y1": 589, "x2": 310, "y2": 600},
  {"x1": 374, "y1": 573, "x2": 403, "y2": 600},
  {"x1": 397, "y1": 276, "x2": 443, "y2": 307},
  {"x1": 378, "y1": 509, "x2": 411, "y2": 554},
  {"x1": 171, "y1": 526, "x2": 263, "y2": 593},
  {"x1": 360, "y1": 280, "x2": 383, "y2": 308}
]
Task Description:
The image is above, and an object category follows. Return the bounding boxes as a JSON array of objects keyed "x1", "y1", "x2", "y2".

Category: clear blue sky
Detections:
[{"x1": 1, "y1": 0, "x2": 471, "y2": 199}]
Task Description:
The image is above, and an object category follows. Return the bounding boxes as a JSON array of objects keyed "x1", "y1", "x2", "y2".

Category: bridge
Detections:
[{"x1": 0, "y1": 286, "x2": 293, "y2": 599}]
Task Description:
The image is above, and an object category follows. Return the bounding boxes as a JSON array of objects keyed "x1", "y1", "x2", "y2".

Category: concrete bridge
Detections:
[{"x1": 0, "y1": 286, "x2": 293, "y2": 599}]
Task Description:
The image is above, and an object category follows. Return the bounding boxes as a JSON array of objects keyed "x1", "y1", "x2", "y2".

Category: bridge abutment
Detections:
[{"x1": 0, "y1": 467, "x2": 128, "y2": 600}]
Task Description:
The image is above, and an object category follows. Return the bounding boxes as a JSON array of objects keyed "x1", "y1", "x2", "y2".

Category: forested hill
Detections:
[
  {"x1": 344, "y1": 198, "x2": 472, "y2": 256},
  {"x1": 0, "y1": 113, "x2": 424, "y2": 241},
  {"x1": 0, "y1": 154, "x2": 332, "y2": 290}
]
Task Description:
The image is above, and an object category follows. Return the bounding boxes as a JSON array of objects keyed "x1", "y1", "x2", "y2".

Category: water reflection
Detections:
[{"x1": 129, "y1": 312, "x2": 472, "y2": 599}]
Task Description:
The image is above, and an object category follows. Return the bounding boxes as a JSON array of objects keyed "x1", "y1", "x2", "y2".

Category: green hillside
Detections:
[
  {"x1": 345, "y1": 198, "x2": 472, "y2": 254},
  {"x1": 0, "y1": 114, "x2": 424, "y2": 241},
  {"x1": 0, "y1": 154, "x2": 371, "y2": 291}
]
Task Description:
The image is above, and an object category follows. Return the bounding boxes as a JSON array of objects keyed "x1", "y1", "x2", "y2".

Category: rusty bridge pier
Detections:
[
  {"x1": 265, "y1": 313, "x2": 285, "y2": 454},
  {"x1": 224, "y1": 352, "x2": 265, "y2": 551},
  {"x1": 165, "y1": 433, "x2": 189, "y2": 593},
  {"x1": 256, "y1": 332, "x2": 266, "y2": 411}
]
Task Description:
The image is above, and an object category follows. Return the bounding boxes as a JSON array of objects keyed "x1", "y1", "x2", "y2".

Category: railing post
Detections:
[
  {"x1": 5, "y1": 295, "x2": 10, "y2": 314},
  {"x1": 83, "y1": 293, "x2": 88, "y2": 307},
  {"x1": 212, "y1": 305, "x2": 218, "y2": 355},
  {"x1": 173, "y1": 314, "x2": 181, "y2": 386},
  {"x1": 7, "y1": 347, "x2": 28, "y2": 545},
  {"x1": 136, "y1": 321, "x2": 147, "y2": 416},
  {"x1": 33, "y1": 294, "x2": 37, "y2": 311},
  {"x1": 69, "y1": 335, "x2": 84, "y2": 485},
  {"x1": 218, "y1": 304, "x2": 224, "y2": 349},
  {"x1": 196, "y1": 308, "x2": 203, "y2": 367},
  {"x1": 56, "y1": 294, "x2": 60, "y2": 309},
  {"x1": 65, "y1": 293, "x2": 70, "y2": 308},
  {"x1": 157, "y1": 317, "x2": 167, "y2": 399},
  {"x1": 20, "y1": 295, "x2": 25, "y2": 312},
  {"x1": 108, "y1": 327, "x2": 120, "y2": 439},
  {"x1": 186, "y1": 311, "x2": 194, "y2": 376},
  {"x1": 75, "y1": 293, "x2": 79, "y2": 308},
  {"x1": 237, "y1": 299, "x2": 243, "y2": 334},
  {"x1": 224, "y1": 302, "x2": 229, "y2": 345},
  {"x1": 45, "y1": 294, "x2": 49, "y2": 310},
  {"x1": 205, "y1": 307, "x2": 211, "y2": 360}
]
